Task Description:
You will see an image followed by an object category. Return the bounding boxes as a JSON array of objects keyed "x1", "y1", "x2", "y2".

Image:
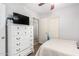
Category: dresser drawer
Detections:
[{"x1": 16, "y1": 47, "x2": 33, "y2": 56}]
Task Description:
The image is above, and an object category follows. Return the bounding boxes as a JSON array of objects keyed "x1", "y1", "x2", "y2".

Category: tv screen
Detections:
[{"x1": 13, "y1": 12, "x2": 29, "y2": 25}]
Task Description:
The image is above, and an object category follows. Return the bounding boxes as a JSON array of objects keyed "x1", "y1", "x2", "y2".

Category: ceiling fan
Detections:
[
  {"x1": 38, "y1": 3, "x2": 45, "y2": 6},
  {"x1": 38, "y1": 3, "x2": 54, "y2": 10}
]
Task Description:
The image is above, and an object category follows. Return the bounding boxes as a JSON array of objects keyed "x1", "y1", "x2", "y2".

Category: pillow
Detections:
[{"x1": 45, "y1": 32, "x2": 53, "y2": 40}]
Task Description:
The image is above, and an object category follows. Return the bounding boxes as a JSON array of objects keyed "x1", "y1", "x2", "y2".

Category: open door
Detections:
[{"x1": 33, "y1": 18, "x2": 39, "y2": 45}]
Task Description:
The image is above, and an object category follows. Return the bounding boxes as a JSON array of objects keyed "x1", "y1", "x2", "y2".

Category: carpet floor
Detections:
[{"x1": 29, "y1": 43, "x2": 41, "y2": 56}]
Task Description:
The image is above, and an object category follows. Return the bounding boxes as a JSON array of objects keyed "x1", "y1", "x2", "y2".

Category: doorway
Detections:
[{"x1": 33, "y1": 17, "x2": 39, "y2": 45}]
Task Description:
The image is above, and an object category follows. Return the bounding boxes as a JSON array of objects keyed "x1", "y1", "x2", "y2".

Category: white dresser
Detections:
[{"x1": 7, "y1": 20, "x2": 34, "y2": 56}]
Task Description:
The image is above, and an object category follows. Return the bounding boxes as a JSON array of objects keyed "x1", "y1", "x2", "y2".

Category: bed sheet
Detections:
[{"x1": 36, "y1": 39, "x2": 79, "y2": 56}]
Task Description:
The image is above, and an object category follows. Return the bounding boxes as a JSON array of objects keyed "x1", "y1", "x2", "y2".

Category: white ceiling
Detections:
[
  {"x1": 4, "y1": 3, "x2": 75, "y2": 18},
  {"x1": 24, "y1": 3, "x2": 51, "y2": 14},
  {"x1": 22, "y1": 3, "x2": 75, "y2": 18},
  {"x1": 24, "y1": 3, "x2": 52, "y2": 18},
  {"x1": 4, "y1": 3, "x2": 52, "y2": 18}
]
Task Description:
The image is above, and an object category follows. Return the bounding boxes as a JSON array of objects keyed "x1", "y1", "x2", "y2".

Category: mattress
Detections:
[{"x1": 36, "y1": 39, "x2": 79, "y2": 56}]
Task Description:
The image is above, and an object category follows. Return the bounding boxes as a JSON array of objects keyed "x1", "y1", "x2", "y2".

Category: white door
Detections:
[
  {"x1": 48, "y1": 16, "x2": 60, "y2": 39},
  {"x1": 0, "y1": 4, "x2": 6, "y2": 56}
]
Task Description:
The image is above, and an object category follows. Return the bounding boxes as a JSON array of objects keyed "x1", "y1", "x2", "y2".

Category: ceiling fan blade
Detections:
[{"x1": 38, "y1": 3, "x2": 45, "y2": 6}]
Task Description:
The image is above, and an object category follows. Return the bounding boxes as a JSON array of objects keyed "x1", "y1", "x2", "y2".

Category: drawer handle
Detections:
[
  {"x1": 16, "y1": 42, "x2": 20, "y2": 46},
  {"x1": 16, "y1": 48, "x2": 20, "y2": 51},
  {"x1": 17, "y1": 32, "x2": 19, "y2": 34},
  {"x1": 16, "y1": 38, "x2": 20, "y2": 40}
]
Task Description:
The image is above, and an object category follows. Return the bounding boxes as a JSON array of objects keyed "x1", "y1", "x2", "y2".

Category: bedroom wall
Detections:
[
  {"x1": 54, "y1": 3, "x2": 79, "y2": 40},
  {"x1": 39, "y1": 3, "x2": 79, "y2": 43},
  {"x1": 39, "y1": 14, "x2": 60, "y2": 43}
]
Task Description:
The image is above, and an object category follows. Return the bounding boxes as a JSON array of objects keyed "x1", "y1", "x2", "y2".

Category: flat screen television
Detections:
[{"x1": 13, "y1": 12, "x2": 29, "y2": 25}]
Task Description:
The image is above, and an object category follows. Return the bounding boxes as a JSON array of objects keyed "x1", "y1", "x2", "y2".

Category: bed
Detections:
[{"x1": 36, "y1": 39, "x2": 79, "y2": 56}]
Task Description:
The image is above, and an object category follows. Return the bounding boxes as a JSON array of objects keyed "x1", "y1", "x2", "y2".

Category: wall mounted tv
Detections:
[{"x1": 13, "y1": 12, "x2": 29, "y2": 25}]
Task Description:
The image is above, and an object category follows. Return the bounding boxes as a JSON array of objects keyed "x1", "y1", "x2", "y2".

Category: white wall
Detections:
[
  {"x1": 0, "y1": 3, "x2": 6, "y2": 55},
  {"x1": 39, "y1": 15, "x2": 60, "y2": 43},
  {"x1": 54, "y1": 3, "x2": 79, "y2": 40},
  {"x1": 47, "y1": 16, "x2": 60, "y2": 39},
  {"x1": 39, "y1": 3, "x2": 79, "y2": 43}
]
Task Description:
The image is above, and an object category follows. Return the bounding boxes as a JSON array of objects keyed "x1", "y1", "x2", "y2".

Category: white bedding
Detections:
[{"x1": 36, "y1": 39, "x2": 79, "y2": 56}]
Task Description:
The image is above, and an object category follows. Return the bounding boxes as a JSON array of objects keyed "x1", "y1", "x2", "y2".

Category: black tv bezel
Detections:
[{"x1": 13, "y1": 12, "x2": 29, "y2": 25}]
